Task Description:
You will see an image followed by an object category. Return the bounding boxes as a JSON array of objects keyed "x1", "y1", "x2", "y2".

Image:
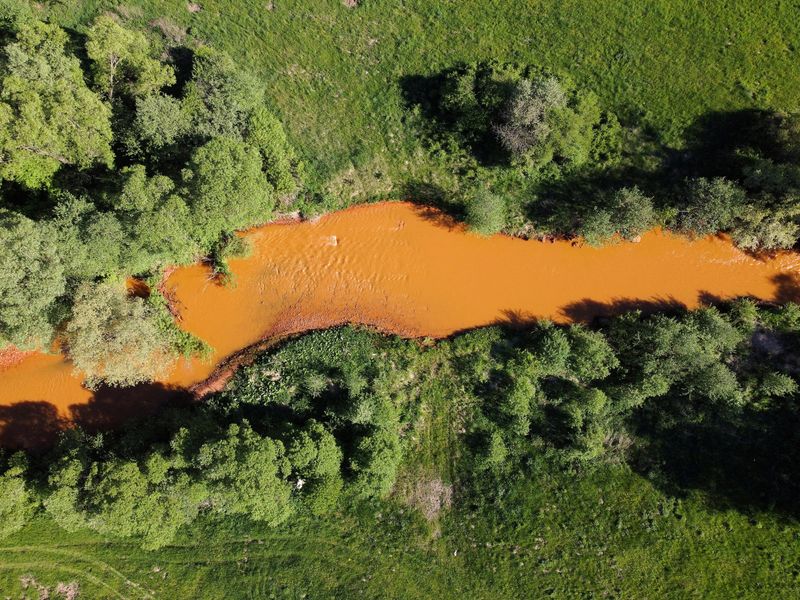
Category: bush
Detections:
[
  {"x1": 494, "y1": 75, "x2": 602, "y2": 169},
  {"x1": 64, "y1": 281, "x2": 172, "y2": 387},
  {"x1": 465, "y1": 189, "x2": 506, "y2": 235},
  {"x1": 675, "y1": 177, "x2": 746, "y2": 236},
  {"x1": 580, "y1": 186, "x2": 655, "y2": 245}
]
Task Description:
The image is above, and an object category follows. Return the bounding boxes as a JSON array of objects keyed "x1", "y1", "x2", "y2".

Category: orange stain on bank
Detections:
[{"x1": 3, "y1": 201, "x2": 800, "y2": 442}]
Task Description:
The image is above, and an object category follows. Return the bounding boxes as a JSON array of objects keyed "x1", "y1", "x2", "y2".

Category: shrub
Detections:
[
  {"x1": 580, "y1": 187, "x2": 655, "y2": 245},
  {"x1": 675, "y1": 177, "x2": 746, "y2": 236},
  {"x1": 64, "y1": 281, "x2": 172, "y2": 387},
  {"x1": 465, "y1": 189, "x2": 506, "y2": 235}
]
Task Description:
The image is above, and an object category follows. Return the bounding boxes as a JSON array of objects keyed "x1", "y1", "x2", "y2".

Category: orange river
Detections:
[{"x1": 2, "y1": 201, "x2": 800, "y2": 447}]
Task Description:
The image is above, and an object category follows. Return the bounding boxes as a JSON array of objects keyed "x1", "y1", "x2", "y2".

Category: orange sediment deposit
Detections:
[
  {"x1": 0, "y1": 346, "x2": 33, "y2": 370},
  {"x1": 3, "y1": 201, "x2": 800, "y2": 447}
]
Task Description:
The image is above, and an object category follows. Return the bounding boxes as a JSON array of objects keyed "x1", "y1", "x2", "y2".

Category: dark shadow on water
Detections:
[
  {"x1": 559, "y1": 296, "x2": 688, "y2": 323},
  {"x1": 70, "y1": 382, "x2": 193, "y2": 432},
  {"x1": 407, "y1": 201, "x2": 463, "y2": 230},
  {"x1": 0, "y1": 383, "x2": 193, "y2": 451},
  {"x1": 0, "y1": 402, "x2": 64, "y2": 452},
  {"x1": 772, "y1": 272, "x2": 800, "y2": 304}
]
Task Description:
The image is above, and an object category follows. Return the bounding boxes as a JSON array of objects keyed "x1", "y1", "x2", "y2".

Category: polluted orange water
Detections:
[{"x1": 3, "y1": 201, "x2": 800, "y2": 446}]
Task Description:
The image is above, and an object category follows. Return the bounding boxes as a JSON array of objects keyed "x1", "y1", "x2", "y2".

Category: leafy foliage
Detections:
[
  {"x1": 464, "y1": 188, "x2": 505, "y2": 235},
  {"x1": 0, "y1": 210, "x2": 65, "y2": 348},
  {"x1": 64, "y1": 281, "x2": 171, "y2": 387},
  {"x1": 86, "y1": 14, "x2": 174, "y2": 100},
  {"x1": 0, "y1": 452, "x2": 36, "y2": 539},
  {"x1": 0, "y1": 20, "x2": 113, "y2": 188}
]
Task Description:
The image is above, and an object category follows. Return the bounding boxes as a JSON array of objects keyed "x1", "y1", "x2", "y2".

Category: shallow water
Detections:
[{"x1": 3, "y1": 201, "x2": 800, "y2": 447}]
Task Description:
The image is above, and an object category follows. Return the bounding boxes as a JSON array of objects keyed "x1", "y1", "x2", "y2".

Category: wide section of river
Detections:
[{"x1": 3, "y1": 202, "x2": 800, "y2": 446}]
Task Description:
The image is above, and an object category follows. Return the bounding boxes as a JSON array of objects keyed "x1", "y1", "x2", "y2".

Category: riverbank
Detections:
[{"x1": 2, "y1": 201, "x2": 800, "y2": 448}]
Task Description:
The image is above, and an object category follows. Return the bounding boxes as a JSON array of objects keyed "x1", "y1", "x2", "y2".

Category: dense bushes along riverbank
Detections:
[
  {"x1": 2, "y1": 301, "x2": 799, "y2": 549},
  {"x1": 3, "y1": 3, "x2": 800, "y2": 388}
]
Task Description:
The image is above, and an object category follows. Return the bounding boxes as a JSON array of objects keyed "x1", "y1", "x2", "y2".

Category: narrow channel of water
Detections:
[{"x1": 3, "y1": 202, "x2": 800, "y2": 447}]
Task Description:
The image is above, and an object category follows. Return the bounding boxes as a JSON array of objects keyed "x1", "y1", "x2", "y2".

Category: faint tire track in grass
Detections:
[{"x1": 0, "y1": 546, "x2": 155, "y2": 599}]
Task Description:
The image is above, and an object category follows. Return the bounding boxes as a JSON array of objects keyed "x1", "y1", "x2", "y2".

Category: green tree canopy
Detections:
[
  {"x1": 83, "y1": 455, "x2": 205, "y2": 550},
  {"x1": 86, "y1": 14, "x2": 174, "y2": 100},
  {"x1": 64, "y1": 281, "x2": 172, "y2": 387},
  {"x1": 193, "y1": 422, "x2": 294, "y2": 525},
  {"x1": 0, "y1": 453, "x2": 36, "y2": 539},
  {"x1": 185, "y1": 136, "x2": 274, "y2": 247},
  {"x1": 183, "y1": 47, "x2": 261, "y2": 140},
  {"x1": 0, "y1": 210, "x2": 65, "y2": 349},
  {"x1": 675, "y1": 177, "x2": 746, "y2": 237},
  {"x1": 495, "y1": 75, "x2": 602, "y2": 168},
  {"x1": 0, "y1": 20, "x2": 113, "y2": 188},
  {"x1": 125, "y1": 93, "x2": 189, "y2": 158},
  {"x1": 580, "y1": 186, "x2": 656, "y2": 246}
]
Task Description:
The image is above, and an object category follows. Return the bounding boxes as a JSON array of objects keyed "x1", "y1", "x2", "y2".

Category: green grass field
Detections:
[
  {"x1": 45, "y1": 0, "x2": 800, "y2": 203},
  {"x1": 3, "y1": 460, "x2": 799, "y2": 598}
]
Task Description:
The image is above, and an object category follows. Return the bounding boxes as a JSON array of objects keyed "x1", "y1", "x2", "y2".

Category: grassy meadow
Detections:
[
  {"x1": 45, "y1": 0, "x2": 800, "y2": 203},
  {"x1": 3, "y1": 460, "x2": 799, "y2": 598}
]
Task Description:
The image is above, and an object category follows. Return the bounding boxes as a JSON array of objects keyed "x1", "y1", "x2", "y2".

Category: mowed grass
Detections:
[{"x1": 46, "y1": 0, "x2": 800, "y2": 201}]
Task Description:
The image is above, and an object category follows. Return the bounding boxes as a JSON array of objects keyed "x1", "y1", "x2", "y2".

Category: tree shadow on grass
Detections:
[
  {"x1": 629, "y1": 396, "x2": 800, "y2": 520},
  {"x1": 680, "y1": 108, "x2": 782, "y2": 179}
]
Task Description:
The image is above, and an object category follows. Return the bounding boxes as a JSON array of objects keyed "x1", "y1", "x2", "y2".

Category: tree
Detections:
[
  {"x1": 730, "y1": 206, "x2": 800, "y2": 251},
  {"x1": 0, "y1": 210, "x2": 65, "y2": 349},
  {"x1": 125, "y1": 93, "x2": 189, "y2": 157},
  {"x1": 113, "y1": 165, "x2": 198, "y2": 270},
  {"x1": 675, "y1": 177, "x2": 746, "y2": 237},
  {"x1": 580, "y1": 186, "x2": 655, "y2": 246},
  {"x1": 64, "y1": 281, "x2": 172, "y2": 387},
  {"x1": 287, "y1": 420, "x2": 344, "y2": 515},
  {"x1": 185, "y1": 136, "x2": 274, "y2": 247},
  {"x1": 566, "y1": 324, "x2": 619, "y2": 382},
  {"x1": 246, "y1": 106, "x2": 302, "y2": 195},
  {"x1": 82, "y1": 454, "x2": 205, "y2": 550},
  {"x1": 0, "y1": 21, "x2": 113, "y2": 188},
  {"x1": 494, "y1": 75, "x2": 602, "y2": 168},
  {"x1": 0, "y1": 453, "x2": 36, "y2": 539},
  {"x1": 349, "y1": 425, "x2": 402, "y2": 498},
  {"x1": 194, "y1": 422, "x2": 294, "y2": 525},
  {"x1": 183, "y1": 47, "x2": 261, "y2": 140},
  {"x1": 85, "y1": 15, "x2": 174, "y2": 100},
  {"x1": 464, "y1": 188, "x2": 506, "y2": 235}
]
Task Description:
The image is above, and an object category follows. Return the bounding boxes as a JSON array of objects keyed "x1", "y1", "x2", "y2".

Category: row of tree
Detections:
[
  {"x1": 3, "y1": 301, "x2": 798, "y2": 547},
  {"x1": 413, "y1": 61, "x2": 800, "y2": 248}
]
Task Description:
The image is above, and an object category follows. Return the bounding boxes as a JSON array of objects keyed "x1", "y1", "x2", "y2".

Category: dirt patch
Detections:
[
  {"x1": 20, "y1": 575, "x2": 79, "y2": 599},
  {"x1": 187, "y1": 2, "x2": 202, "y2": 13},
  {"x1": 150, "y1": 17, "x2": 188, "y2": 44},
  {"x1": 342, "y1": 0, "x2": 358, "y2": 7},
  {"x1": 403, "y1": 476, "x2": 453, "y2": 521}
]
